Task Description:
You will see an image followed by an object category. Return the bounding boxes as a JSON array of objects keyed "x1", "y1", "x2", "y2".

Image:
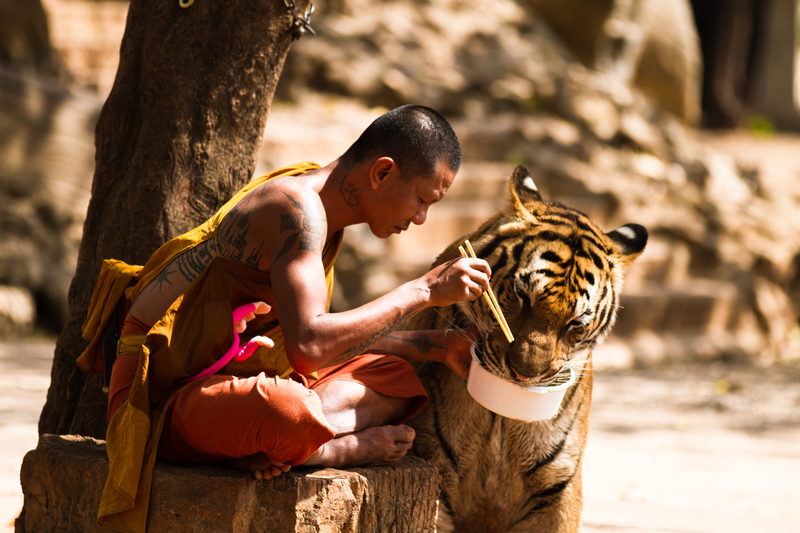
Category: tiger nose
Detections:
[
  {"x1": 508, "y1": 335, "x2": 559, "y2": 379},
  {"x1": 510, "y1": 363, "x2": 544, "y2": 381}
]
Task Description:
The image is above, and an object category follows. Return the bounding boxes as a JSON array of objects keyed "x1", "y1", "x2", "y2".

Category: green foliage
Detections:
[
  {"x1": 746, "y1": 114, "x2": 775, "y2": 137},
  {"x1": 505, "y1": 150, "x2": 527, "y2": 167},
  {"x1": 523, "y1": 93, "x2": 540, "y2": 114}
]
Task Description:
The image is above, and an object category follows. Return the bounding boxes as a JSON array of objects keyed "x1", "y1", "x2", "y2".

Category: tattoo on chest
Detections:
[
  {"x1": 274, "y1": 192, "x2": 325, "y2": 263},
  {"x1": 339, "y1": 175, "x2": 360, "y2": 207}
]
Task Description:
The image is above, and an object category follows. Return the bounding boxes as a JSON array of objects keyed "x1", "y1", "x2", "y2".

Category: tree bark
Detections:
[{"x1": 38, "y1": 0, "x2": 310, "y2": 438}]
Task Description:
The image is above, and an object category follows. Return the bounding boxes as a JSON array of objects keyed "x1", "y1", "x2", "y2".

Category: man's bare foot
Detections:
[
  {"x1": 225, "y1": 452, "x2": 292, "y2": 480},
  {"x1": 303, "y1": 425, "x2": 415, "y2": 469}
]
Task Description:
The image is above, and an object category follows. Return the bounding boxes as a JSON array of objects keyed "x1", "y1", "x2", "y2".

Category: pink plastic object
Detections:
[{"x1": 182, "y1": 303, "x2": 262, "y2": 382}]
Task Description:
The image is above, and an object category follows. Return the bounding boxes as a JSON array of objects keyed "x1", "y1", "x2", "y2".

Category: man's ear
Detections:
[{"x1": 369, "y1": 157, "x2": 396, "y2": 189}]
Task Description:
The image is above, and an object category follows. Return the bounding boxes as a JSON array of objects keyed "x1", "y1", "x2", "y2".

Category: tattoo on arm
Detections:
[
  {"x1": 174, "y1": 240, "x2": 214, "y2": 283},
  {"x1": 276, "y1": 214, "x2": 302, "y2": 261},
  {"x1": 339, "y1": 175, "x2": 360, "y2": 207},
  {"x1": 152, "y1": 265, "x2": 176, "y2": 294},
  {"x1": 326, "y1": 304, "x2": 426, "y2": 367},
  {"x1": 386, "y1": 333, "x2": 446, "y2": 355},
  {"x1": 148, "y1": 240, "x2": 214, "y2": 295},
  {"x1": 274, "y1": 192, "x2": 325, "y2": 263}
]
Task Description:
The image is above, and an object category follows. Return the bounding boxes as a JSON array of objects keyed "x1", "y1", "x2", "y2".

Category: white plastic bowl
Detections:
[{"x1": 467, "y1": 346, "x2": 576, "y2": 422}]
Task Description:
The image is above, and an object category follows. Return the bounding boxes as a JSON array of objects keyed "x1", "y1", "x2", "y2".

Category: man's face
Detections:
[{"x1": 369, "y1": 159, "x2": 456, "y2": 239}]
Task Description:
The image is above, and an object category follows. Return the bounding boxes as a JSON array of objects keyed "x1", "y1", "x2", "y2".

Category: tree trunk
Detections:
[{"x1": 38, "y1": 0, "x2": 310, "y2": 438}]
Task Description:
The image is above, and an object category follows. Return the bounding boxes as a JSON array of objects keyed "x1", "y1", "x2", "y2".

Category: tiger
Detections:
[{"x1": 406, "y1": 164, "x2": 648, "y2": 533}]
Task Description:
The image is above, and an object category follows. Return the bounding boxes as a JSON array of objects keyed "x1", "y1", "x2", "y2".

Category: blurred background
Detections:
[{"x1": 1, "y1": 0, "x2": 799, "y2": 531}]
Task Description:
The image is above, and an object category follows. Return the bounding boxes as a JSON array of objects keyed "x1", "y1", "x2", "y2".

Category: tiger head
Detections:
[{"x1": 459, "y1": 165, "x2": 647, "y2": 385}]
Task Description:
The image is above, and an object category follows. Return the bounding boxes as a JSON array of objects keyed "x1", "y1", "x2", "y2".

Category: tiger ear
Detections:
[
  {"x1": 508, "y1": 165, "x2": 543, "y2": 218},
  {"x1": 606, "y1": 223, "x2": 648, "y2": 264}
]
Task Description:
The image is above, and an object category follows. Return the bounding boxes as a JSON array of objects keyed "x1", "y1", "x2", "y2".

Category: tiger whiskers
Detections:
[
  {"x1": 564, "y1": 347, "x2": 593, "y2": 380},
  {"x1": 456, "y1": 298, "x2": 494, "y2": 338},
  {"x1": 431, "y1": 308, "x2": 482, "y2": 344}
]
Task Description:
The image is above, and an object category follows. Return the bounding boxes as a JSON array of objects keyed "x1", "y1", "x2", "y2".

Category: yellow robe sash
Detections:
[{"x1": 77, "y1": 163, "x2": 342, "y2": 532}]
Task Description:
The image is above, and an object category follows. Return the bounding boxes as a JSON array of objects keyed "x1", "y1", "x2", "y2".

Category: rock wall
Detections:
[
  {"x1": 277, "y1": 0, "x2": 702, "y2": 125},
  {"x1": 753, "y1": 0, "x2": 800, "y2": 130},
  {"x1": 0, "y1": 66, "x2": 98, "y2": 334},
  {"x1": 271, "y1": 0, "x2": 800, "y2": 365},
  {"x1": 0, "y1": 0, "x2": 122, "y2": 336},
  {"x1": 0, "y1": 0, "x2": 64, "y2": 79},
  {"x1": 1, "y1": 0, "x2": 798, "y2": 366},
  {"x1": 40, "y1": 0, "x2": 127, "y2": 95},
  {"x1": 526, "y1": 0, "x2": 703, "y2": 125}
]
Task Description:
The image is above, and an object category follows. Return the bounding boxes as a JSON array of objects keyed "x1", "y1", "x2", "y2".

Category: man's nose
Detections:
[{"x1": 411, "y1": 206, "x2": 428, "y2": 225}]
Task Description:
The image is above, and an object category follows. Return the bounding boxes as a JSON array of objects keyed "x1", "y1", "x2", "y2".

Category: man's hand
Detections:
[
  {"x1": 440, "y1": 326, "x2": 479, "y2": 379},
  {"x1": 233, "y1": 301, "x2": 271, "y2": 334},
  {"x1": 421, "y1": 257, "x2": 491, "y2": 308}
]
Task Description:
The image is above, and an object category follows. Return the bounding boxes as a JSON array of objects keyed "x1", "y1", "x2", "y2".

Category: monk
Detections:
[{"x1": 81, "y1": 105, "x2": 490, "y2": 532}]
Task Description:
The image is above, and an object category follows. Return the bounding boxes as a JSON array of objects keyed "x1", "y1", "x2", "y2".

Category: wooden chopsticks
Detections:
[{"x1": 459, "y1": 240, "x2": 514, "y2": 343}]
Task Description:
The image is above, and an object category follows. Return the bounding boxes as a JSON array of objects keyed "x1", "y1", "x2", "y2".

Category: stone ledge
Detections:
[{"x1": 17, "y1": 434, "x2": 438, "y2": 533}]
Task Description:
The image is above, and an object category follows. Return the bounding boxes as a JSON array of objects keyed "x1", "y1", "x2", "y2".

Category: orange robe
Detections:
[{"x1": 78, "y1": 162, "x2": 426, "y2": 533}]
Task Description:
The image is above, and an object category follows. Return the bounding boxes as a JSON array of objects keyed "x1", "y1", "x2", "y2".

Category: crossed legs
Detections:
[
  {"x1": 151, "y1": 353, "x2": 427, "y2": 479},
  {"x1": 244, "y1": 380, "x2": 417, "y2": 479}
]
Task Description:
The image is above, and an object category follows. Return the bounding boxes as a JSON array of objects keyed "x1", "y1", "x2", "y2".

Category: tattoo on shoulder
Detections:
[
  {"x1": 284, "y1": 192, "x2": 303, "y2": 210},
  {"x1": 274, "y1": 192, "x2": 326, "y2": 263},
  {"x1": 216, "y1": 205, "x2": 264, "y2": 270},
  {"x1": 339, "y1": 175, "x2": 360, "y2": 207},
  {"x1": 386, "y1": 333, "x2": 445, "y2": 355}
]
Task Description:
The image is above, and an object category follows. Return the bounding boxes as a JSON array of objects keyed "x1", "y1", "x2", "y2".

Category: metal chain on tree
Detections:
[
  {"x1": 283, "y1": 0, "x2": 316, "y2": 40},
  {"x1": 177, "y1": 0, "x2": 315, "y2": 41},
  {"x1": 178, "y1": 0, "x2": 317, "y2": 41}
]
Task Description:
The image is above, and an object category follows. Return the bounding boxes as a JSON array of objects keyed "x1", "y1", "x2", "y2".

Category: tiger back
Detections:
[{"x1": 407, "y1": 165, "x2": 647, "y2": 533}]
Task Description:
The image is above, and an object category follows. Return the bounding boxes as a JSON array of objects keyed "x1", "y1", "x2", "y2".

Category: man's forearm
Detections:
[
  {"x1": 314, "y1": 299, "x2": 428, "y2": 368},
  {"x1": 285, "y1": 280, "x2": 432, "y2": 373},
  {"x1": 280, "y1": 252, "x2": 489, "y2": 374},
  {"x1": 370, "y1": 330, "x2": 447, "y2": 363}
]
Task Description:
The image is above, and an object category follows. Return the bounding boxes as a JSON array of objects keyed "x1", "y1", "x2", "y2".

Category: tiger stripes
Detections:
[{"x1": 407, "y1": 165, "x2": 647, "y2": 533}]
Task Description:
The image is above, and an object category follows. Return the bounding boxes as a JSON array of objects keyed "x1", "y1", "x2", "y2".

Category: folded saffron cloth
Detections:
[{"x1": 79, "y1": 163, "x2": 342, "y2": 533}]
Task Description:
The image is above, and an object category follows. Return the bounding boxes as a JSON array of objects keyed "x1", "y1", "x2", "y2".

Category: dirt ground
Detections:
[
  {"x1": 582, "y1": 358, "x2": 800, "y2": 533},
  {"x1": 2, "y1": 338, "x2": 799, "y2": 533}
]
